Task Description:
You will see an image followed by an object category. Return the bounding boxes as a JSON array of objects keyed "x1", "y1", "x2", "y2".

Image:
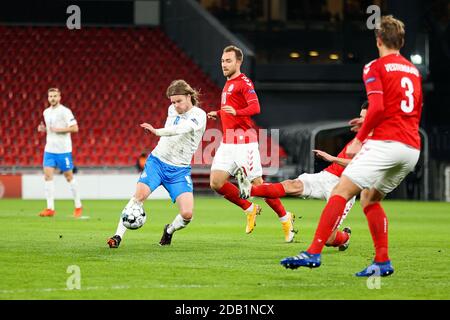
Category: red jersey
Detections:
[
  {"x1": 357, "y1": 53, "x2": 423, "y2": 149},
  {"x1": 324, "y1": 140, "x2": 353, "y2": 177},
  {"x1": 219, "y1": 73, "x2": 260, "y2": 144}
]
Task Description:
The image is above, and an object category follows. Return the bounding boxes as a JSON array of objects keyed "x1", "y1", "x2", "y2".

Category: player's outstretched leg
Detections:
[
  {"x1": 107, "y1": 197, "x2": 138, "y2": 248},
  {"x1": 108, "y1": 183, "x2": 150, "y2": 249}
]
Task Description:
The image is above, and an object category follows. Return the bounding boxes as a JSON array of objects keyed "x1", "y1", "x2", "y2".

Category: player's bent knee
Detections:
[
  {"x1": 180, "y1": 211, "x2": 193, "y2": 221},
  {"x1": 210, "y1": 178, "x2": 225, "y2": 191},
  {"x1": 134, "y1": 185, "x2": 151, "y2": 202},
  {"x1": 360, "y1": 189, "x2": 383, "y2": 210}
]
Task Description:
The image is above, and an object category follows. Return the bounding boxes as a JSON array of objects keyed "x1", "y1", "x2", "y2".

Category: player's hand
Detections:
[
  {"x1": 349, "y1": 117, "x2": 364, "y2": 132},
  {"x1": 207, "y1": 111, "x2": 218, "y2": 120},
  {"x1": 313, "y1": 149, "x2": 335, "y2": 163},
  {"x1": 140, "y1": 123, "x2": 157, "y2": 135},
  {"x1": 221, "y1": 105, "x2": 236, "y2": 116},
  {"x1": 346, "y1": 139, "x2": 362, "y2": 158},
  {"x1": 37, "y1": 122, "x2": 46, "y2": 132}
]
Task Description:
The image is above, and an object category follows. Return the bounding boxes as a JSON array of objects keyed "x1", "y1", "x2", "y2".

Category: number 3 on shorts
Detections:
[{"x1": 401, "y1": 77, "x2": 414, "y2": 113}]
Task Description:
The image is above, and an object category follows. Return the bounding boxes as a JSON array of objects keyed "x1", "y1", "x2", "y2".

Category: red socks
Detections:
[
  {"x1": 217, "y1": 182, "x2": 287, "y2": 218},
  {"x1": 364, "y1": 202, "x2": 390, "y2": 263},
  {"x1": 307, "y1": 195, "x2": 347, "y2": 254},
  {"x1": 328, "y1": 230, "x2": 350, "y2": 247},
  {"x1": 217, "y1": 182, "x2": 252, "y2": 211},
  {"x1": 264, "y1": 198, "x2": 287, "y2": 218},
  {"x1": 251, "y1": 183, "x2": 286, "y2": 198}
]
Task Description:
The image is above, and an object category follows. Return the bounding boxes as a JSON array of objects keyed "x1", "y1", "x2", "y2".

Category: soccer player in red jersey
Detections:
[
  {"x1": 281, "y1": 15, "x2": 423, "y2": 277},
  {"x1": 236, "y1": 102, "x2": 370, "y2": 251},
  {"x1": 208, "y1": 45, "x2": 297, "y2": 242}
]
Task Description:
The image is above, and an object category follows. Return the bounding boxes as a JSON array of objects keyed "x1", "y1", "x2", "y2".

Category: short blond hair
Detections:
[
  {"x1": 166, "y1": 80, "x2": 200, "y2": 106},
  {"x1": 48, "y1": 88, "x2": 61, "y2": 94},
  {"x1": 375, "y1": 15, "x2": 405, "y2": 50},
  {"x1": 223, "y1": 45, "x2": 244, "y2": 62}
]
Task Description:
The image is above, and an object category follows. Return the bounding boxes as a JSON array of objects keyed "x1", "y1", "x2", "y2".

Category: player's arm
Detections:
[
  {"x1": 236, "y1": 86, "x2": 260, "y2": 116},
  {"x1": 141, "y1": 114, "x2": 205, "y2": 137},
  {"x1": 221, "y1": 86, "x2": 261, "y2": 117},
  {"x1": 347, "y1": 64, "x2": 384, "y2": 157},
  {"x1": 313, "y1": 150, "x2": 351, "y2": 167},
  {"x1": 51, "y1": 124, "x2": 79, "y2": 133},
  {"x1": 51, "y1": 110, "x2": 79, "y2": 133}
]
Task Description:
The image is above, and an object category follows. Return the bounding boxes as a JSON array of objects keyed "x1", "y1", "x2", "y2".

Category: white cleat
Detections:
[{"x1": 235, "y1": 167, "x2": 252, "y2": 199}]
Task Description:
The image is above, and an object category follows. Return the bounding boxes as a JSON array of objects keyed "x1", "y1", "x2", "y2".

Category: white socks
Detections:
[
  {"x1": 167, "y1": 214, "x2": 191, "y2": 235},
  {"x1": 69, "y1": 178, "x2": 82, "y2": 208},
  {"x1": 45, "y1": 178, "x2": 82, "y2": 210},
  {"x1": 279, "y1": 212, "x2": 290, "y2": 223},
  {"x1": 44, "y1": 180, "x2": 55, "y2": 210},
  {"x1": 245, "y1": 203, "x2": 255, "y2": 213},
  {"x1": 115, "y1": 197, "x2": 142, "y2": 238},
  {"x1": 115, "y1": 216, "x2": 128, "y2": 238}
]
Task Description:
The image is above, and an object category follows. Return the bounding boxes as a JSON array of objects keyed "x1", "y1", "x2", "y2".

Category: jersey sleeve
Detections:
[
  {"x1": 363, "y1": 60, "x2": 384, "y2": 96},
  {"x1": 187, "y1": 110, "x2": 207, "y2": 132},
  {"x1": 155, "y1": 110, "x2": 206, "y2": 136},
  {"x1": 65, "y1": 109, "x2": 77, "y2": 126},
  {"x1": 235, "y1": 83, "x2": 260, "y2": 117}
]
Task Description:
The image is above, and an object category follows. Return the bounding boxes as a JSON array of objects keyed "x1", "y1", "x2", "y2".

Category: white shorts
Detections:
[
  {"x1": 343, "y1": 139, "x2": 420, "y2": 195},
  {"x1": 211, "y1": 142, "x2": 263, "y2": 181},
  {"x1": 297, "y1": 170, "x2": 355, "y2": 228}
]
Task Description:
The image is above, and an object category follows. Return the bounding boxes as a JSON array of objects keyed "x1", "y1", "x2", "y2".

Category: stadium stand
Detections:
[{"x1": 0, "y1": 26, "x2": 286, "y2": 169}]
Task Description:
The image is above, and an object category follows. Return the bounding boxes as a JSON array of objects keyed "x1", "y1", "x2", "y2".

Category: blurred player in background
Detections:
[
  {"x1": 107, "y1": 80, "x2": 206, "y2": 248},
  {"x1": 237, "y1": 102, "x2": 370, "y2": 251},
  {"x1": 208, "y1": 45, "x2": 296, "y2": 242},
  {"x1": 281, "y1": 15, "x2": 423, "y2": 277},
  {"x1": 37, "y1": 88, "x2": 82, "y2": 218}
]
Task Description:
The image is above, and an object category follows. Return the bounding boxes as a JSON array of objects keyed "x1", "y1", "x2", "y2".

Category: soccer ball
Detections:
[{"x1": 121, "y1": 203, "x2": 147, "y2": 230}]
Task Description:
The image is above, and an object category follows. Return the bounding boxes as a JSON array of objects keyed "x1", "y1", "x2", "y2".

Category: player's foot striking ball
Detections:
[{"x1": 107, "y1": 235, "x2": 122, "y2": 248}]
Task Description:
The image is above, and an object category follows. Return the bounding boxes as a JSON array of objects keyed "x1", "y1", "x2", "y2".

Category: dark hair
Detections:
[{"x1": 361, "y1": 100, "x2": 369, "y2": 110}]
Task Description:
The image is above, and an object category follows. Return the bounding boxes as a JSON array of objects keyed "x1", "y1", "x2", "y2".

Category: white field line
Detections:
[
  {"x1": 0, "y1": 282, "x2": 351, "y2": 295},
  {"x1": 0, "y1": 284, "x2": 224, "y2": 294}
]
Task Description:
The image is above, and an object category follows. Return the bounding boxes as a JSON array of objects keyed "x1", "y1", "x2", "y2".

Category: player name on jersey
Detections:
[{"x1": 384, "y1": 63, "x2": 420, "y2": 77}]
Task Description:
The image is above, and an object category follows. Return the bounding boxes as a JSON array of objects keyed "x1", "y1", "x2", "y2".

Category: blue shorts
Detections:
[
  {"x1": 138, "y1": 154, "x2": 193, "y2": 203},
  {"x1": 43, "y1": 152, "x2": 74, "y2": 172}
]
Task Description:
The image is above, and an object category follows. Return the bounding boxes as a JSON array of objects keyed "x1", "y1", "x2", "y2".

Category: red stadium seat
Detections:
[{"x1": 2, "y1": 25, "x2": 286, "y2": 167}]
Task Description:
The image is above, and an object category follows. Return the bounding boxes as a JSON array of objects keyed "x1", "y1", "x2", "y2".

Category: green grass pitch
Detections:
[{"x1": 0, "y1": 197, "x2": 449, "y2": 300}]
